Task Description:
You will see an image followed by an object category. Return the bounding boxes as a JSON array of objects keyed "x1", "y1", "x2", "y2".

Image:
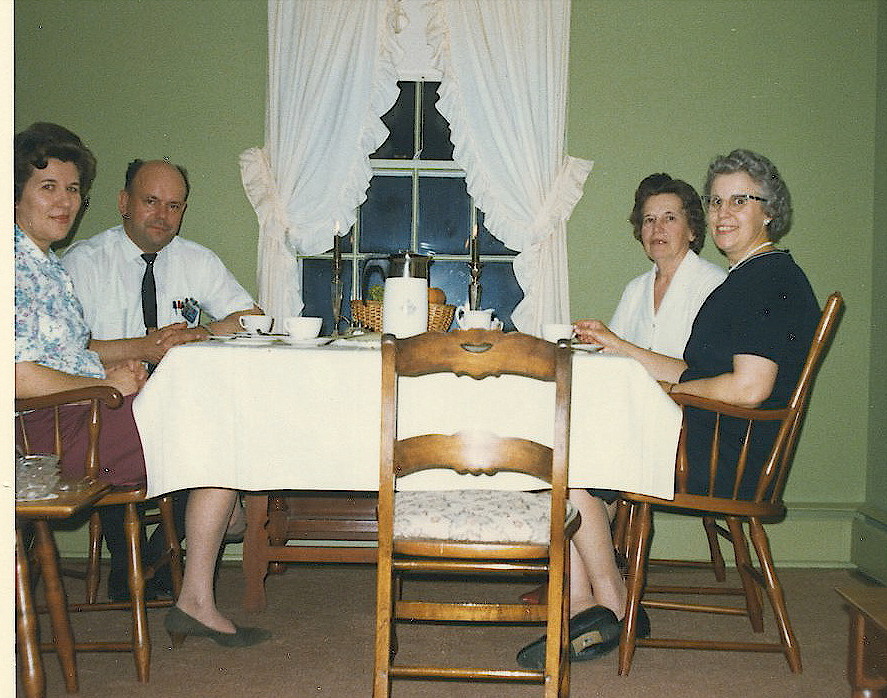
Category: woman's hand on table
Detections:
[
  {"x1": 104, "y1": 360, "x2": 147, "y2": 396},
  {"x1": 573, "y1": 319, "x2": 622, "y2": 352}
]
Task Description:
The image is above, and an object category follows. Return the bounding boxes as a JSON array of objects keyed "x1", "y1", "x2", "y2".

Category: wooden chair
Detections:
[
  {"x1": 16, "y1": 386, "x2": 183, "y2": 683},
  {"x1": 617, "y1": 291, "x2": 843, "y2": 675},
  {"x1": 16, "y1": 478, "x2": 111, "y2": 697},
  {"x1": 373, "y1": 330, "x2": 578, "y2": 697}
]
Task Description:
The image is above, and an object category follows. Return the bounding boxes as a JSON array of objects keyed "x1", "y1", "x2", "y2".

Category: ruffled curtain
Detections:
[
  {"x1": 426, "y1": 0, "x2": 592, "y2": 333},
  {"x1": 241, "y1": 0, "x2": 590, "y2": 330},
  {"x1": 240, "y1": 0, "x2": 401, "y2": 318}
]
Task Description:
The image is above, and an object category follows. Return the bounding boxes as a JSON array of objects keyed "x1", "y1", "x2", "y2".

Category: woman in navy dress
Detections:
[{"x1": 519, "y1": 149, "x2": 819, "y2": 667}]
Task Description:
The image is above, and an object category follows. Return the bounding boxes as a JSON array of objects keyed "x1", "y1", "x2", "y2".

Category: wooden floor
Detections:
[{"x1": 18, "y1": 562, "x2": 879, "y2": 697}]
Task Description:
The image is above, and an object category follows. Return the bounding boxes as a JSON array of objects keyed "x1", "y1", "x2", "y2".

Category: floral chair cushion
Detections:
[{"x1": 393, "y1": 490, "x2": 578, "y2": 545}]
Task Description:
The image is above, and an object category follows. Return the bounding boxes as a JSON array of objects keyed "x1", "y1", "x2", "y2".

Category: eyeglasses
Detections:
[{"x1": 702, "y1": 194, "x2": 768, "y2": 212}]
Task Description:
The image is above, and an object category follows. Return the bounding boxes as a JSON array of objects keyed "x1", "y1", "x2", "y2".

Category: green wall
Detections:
[{"x1": 15, "y1": 0, "x2": 885, "y2": 574}]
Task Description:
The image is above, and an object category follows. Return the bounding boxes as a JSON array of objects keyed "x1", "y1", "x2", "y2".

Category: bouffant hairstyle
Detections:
[
  {"x1": 703, "y1": 149, "x2": 792, "y2": 238},
  {"x1": 14, "y1": 123, "x2": 97, "y2": 204},
  {"x1": 628, "y1": 173, "x2": 707, "y2": 254}
]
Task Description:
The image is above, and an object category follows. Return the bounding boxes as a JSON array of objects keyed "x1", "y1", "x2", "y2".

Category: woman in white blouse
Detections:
[
  {"x1": 518, "y1": 173, "x2": 725, "y2": 668},
  {"x1": 606, "y1": 172, "x2": 726, "y2": 357}
]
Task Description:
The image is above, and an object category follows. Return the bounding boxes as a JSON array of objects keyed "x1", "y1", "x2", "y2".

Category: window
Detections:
[{"x1": 299, "y1": 81, "x2": 522, "y2": 333}]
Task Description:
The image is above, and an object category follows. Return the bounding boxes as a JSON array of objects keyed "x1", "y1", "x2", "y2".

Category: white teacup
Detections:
[
  {"x1": 239, "y1": 315, "x2": 274, "y2": 334},
  {"x1": 456, "y1": 307, "x2": 501, "y2": 330},
  {"x1": 542, "y1": 322, "x2": 574, "y2": 343},
  {"x1": 284, "y1": 316, "x2": 323, "y2": 340}
]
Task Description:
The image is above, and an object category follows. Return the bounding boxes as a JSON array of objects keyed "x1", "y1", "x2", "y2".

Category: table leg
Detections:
[
  {"x1": 33, "y1": 520, "x2": 78, "y2": 693},
  {"x1": 242, "y1": 494, "x2": 270, "y2": 612},
  {"x1": 847, "y1": 606, "x2": 887, "y2": 698},
  {"x1": 16, "y1": 526, "x2": 45, "y2": 698}
]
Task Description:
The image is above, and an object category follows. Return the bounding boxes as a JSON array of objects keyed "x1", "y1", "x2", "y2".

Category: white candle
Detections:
[{"x1": 333, "y1": 220, "x2": 342, "y2": 273}]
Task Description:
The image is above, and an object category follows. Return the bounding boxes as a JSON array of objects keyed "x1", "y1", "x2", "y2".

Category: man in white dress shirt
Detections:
[
  {"x1": 63, "y1": 159, "x2": 258, "y2": 601},
  {"x1": 64, "y1": 159, "x2": 260, "y2": 356}
]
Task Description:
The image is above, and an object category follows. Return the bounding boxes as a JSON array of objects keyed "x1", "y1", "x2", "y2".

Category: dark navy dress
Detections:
[{"x1": 680, "y1": 249, "x2": 819, "y2": 498}]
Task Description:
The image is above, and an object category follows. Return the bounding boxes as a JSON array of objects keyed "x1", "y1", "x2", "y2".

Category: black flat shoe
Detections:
[
  {"x1": 517, "y1": 605, "x2": 619, "y2": 669},
  {"x1": 570, "y1": 606, "x2": 651, "y2": 662},
  {"x1": 516, "y1": 606, "x2": 652, "y2": 668},
  {"x1": 164, "y1": 606, "x2": 271, "y2": 648}
]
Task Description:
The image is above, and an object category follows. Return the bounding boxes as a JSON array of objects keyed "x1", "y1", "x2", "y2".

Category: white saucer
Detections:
[
  {"x1": 572, "y1": 343, "x2": 603, "y2": 353},
  {"x1": 281, "y1": 336, "x2": 329, "y2": 346},
  {"x1": 225, "y1": 336, "x2": 279, "y2": 346}
]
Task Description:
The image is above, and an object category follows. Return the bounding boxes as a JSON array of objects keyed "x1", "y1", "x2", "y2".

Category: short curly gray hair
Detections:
[{"x1": 703, "y1": 149, "x2": 792, "y2": 238}]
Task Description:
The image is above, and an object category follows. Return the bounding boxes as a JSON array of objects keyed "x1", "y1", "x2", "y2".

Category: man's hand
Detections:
[{"x1": 144, "y1": 323, "x2": 209, "y2": 360}]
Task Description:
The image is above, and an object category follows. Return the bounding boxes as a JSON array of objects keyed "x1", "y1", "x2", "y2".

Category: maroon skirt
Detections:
[{"x1": 16, "y1": 393, "x2": 147, "y2": 486}]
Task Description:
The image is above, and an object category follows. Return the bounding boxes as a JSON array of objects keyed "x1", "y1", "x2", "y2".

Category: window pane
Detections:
[
  {"x1": 301, "y1": 258, "x2": 354, "y2": 336},
  {"x1": 428, "y1": 260, "x2": 521, "y2": 332},
  {"x1": 417, "y1": 176, "x2": 470, "y2": 255},
  {"x1": 373, "y1": 82, "x2": 416, "y2": 159},
  {"x1": 421, "y1": 83, "x2": 454, "y2": 160},
  {"x1": 360, "y1": 174, "x2": 412, "y2": 253}
]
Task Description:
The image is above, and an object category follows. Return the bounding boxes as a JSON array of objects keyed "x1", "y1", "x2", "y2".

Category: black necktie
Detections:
[{"x1": 141, "y1": 252, "x2": 158, "y2": 331}]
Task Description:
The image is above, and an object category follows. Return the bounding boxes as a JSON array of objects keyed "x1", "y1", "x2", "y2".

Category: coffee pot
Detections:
[{"x1": 362, "y1": 251, "x2": 432, "y2": 338}]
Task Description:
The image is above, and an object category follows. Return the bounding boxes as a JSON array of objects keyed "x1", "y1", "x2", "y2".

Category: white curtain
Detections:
[
  {"x1": 241, "y1": 0, "x2": 591, "y2": 330},
  {"x1": 426, "y1": 0, "x2": 592, "y2": 333},
  {"x1": 240, "y1": 0, "x2": 401, "y2": 319}
]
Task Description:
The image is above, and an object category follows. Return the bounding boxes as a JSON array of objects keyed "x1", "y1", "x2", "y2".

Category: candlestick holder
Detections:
[
  {"x1": 331, "y1": 233, "x2": 343, "y2": 336},
  {"x1": 468, "y1": 260, "x2": 482, "y2": 310}
]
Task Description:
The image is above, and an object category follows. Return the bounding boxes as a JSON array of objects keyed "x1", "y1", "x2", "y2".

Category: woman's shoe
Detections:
[
  {"x1": 516, "y1": 605, "x2": 651, "y2": 669},
  {"x1": 517, "y1": 605, "x2": 618, "y2": 669},
  {"x1": 570, "y1": 606, "x2": 651, "y2": 662},
  {"x1": 164, "y1": 606, "x2": 271, "y2": 648}
]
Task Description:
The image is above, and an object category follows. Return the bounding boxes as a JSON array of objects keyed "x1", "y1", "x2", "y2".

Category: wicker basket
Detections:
[{"x1": 351, "y1": 299, "x2": 455, "y2": 333}]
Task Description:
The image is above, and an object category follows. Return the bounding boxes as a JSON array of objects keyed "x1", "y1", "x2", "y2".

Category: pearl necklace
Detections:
[{"x1": 728, "y1": 241, "x2": 775, "y2": 272}]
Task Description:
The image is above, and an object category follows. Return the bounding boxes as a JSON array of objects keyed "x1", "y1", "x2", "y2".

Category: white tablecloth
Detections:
[{"x1": 133, "y1": 340, "x2": 680, "y2": 499}]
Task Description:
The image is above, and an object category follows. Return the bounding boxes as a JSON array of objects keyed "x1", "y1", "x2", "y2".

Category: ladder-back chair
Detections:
[{"x1": 373, "y1": 330, "x2": 578, "y2": 697}]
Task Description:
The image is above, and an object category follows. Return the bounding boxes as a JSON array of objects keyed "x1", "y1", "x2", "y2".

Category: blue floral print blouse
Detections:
[{"x1": 15, "y1": 225, "x2": 105, "y2": 378}]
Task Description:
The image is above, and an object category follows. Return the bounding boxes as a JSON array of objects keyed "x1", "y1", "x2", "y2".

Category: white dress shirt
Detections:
[
  {"x1": 62, "y1": 225, "x2": 255, "y2": 340},
  {"x1": 609, "y1": 251, "x2": 726, "y2": 359}
]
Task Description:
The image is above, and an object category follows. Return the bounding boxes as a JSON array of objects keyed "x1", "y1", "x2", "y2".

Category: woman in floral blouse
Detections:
[{"x1": 14, "y1": 123, "x2": 270, "y2": 648}]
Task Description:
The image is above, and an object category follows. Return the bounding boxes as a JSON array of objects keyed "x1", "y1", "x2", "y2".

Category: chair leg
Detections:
[
  {"x1": 267, "y1": 494, "x2": 289, "y2": 575},
  {"x1": 372, "y1": 551, "x2": 394, "y2": 697},
  {"x1": 123, "y1": 503, "x2": 151, "y2": 682},
  {"x1": 612, "y1": 499, "x2": 630, "y2": 560},
  {"x1": 557, "y1": 540, "x2": 571, "y2": 698},
  {"x1": 725, "y1": 516, "x2": 764, "y2": 632},
  {"x1": 242, "y1": 493, "x2": 271, "y2": 612},
  {"x1": 747, "y1": 518, "x2": 802, "y2": 673},
  {"x1": 157, "y1": 495, "x2": 184, "y2": 598},
  {"x1": 16, "y1": 527, "x2": 45, "y2": 698},
  {"x1": 619, "y1": 502, "x2": 653, "y2": 676},
  {"x1": 86, "y1": 510, "x2": 103, "y2": 603},
  {"x1": 702, "y1": 516, "x2": 727, "y2": 582},
  {"x1": 33, "y1": 521, "x2": 78, "y2": 693}
]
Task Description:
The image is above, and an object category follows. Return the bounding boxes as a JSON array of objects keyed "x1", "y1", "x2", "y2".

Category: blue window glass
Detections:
[
  {"x1": 359, "y1": 174, "x2": 411, "y2": 253},
  {"x1": 373, "y1": 82, "x2": 416, "y2": 160},
  {"x1": 420, "y1": 83, "x2": 453, "y2": 160},
  {"x1": 417, "y1": 176, "x2": 470, "y2": 255}
]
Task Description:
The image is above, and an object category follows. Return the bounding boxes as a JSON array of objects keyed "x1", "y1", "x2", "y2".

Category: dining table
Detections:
[{"x1": 132, "y1": 333, "x2": 682, "y2": 610}]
